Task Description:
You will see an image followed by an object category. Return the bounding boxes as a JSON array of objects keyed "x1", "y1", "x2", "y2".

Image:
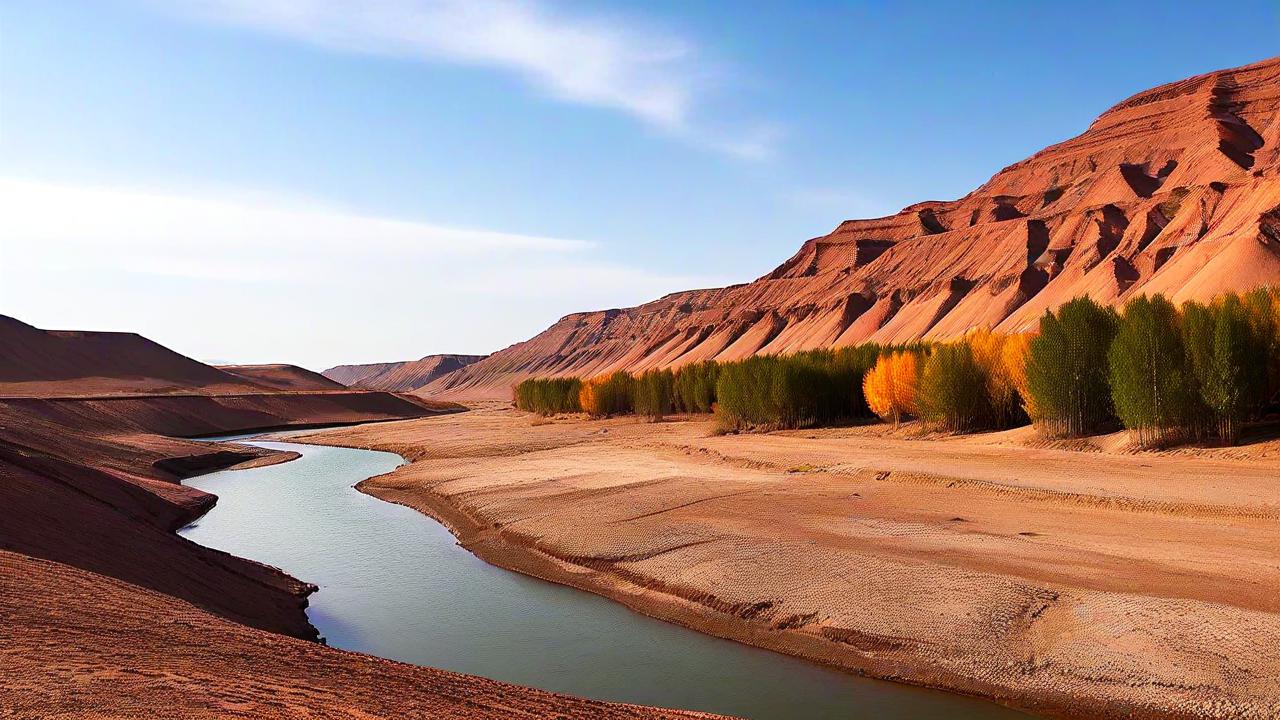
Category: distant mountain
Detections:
[
  {"x1": 217, "y1": 364, "x2": 345, "y2": 391},
  {"x1": 422, "y1": 56, "x2": 1280, "y2": 400},
  {"x1": 323, "y1": 354, "x2": 486, "y2": 392}
]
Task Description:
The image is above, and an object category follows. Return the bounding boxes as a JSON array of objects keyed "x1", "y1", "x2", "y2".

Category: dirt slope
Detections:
[
  {"x1": 325, "y1": 354, "x2": 486, "y2": 391},
  {"x1": 218, "y1": 363, "x2": 346, "y2": 391},
  {"x1": 0, "y1": 314, "x2": 260, "y2": 396},
  {"x1": 0, "y1": 551, "x2": 726, "y2": 720},
  {"x1": 424, "y1": 56, "x2": 1280, "y2": 400},
  {"x1": 293, "y1": 407, "x2": 1280, "y2": 720}
]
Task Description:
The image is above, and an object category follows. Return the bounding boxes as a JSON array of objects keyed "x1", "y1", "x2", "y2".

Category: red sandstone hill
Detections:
[
  {"x1": 218, "y1": 363, "x2": 346, "y2": 391},
  {"x1": 421, "y1": 56, "x2": 1280, "y2": 401},
  {"x1": 0, "y1": 314, "x2": 263, "y2": 396},
  {"x1": 324, "y1": 354, "x2": 485, "y2": 392}
]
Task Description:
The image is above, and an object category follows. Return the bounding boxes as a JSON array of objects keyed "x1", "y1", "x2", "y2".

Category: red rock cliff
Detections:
[{"x1": 423, "y1": 57, "x2": 1280, "y2": 400}]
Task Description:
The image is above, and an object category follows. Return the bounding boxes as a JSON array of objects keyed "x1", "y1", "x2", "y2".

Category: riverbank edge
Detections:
[{"x1": 278, "y1": 431, "x2": 1161, "y2": 720}]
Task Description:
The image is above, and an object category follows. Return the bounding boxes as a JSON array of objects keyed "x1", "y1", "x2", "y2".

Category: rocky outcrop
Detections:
[
  {"x1": 324, "y1": 354, "x2": 486, "y2": 391},
  {"x1": 423, "y1": 57, "x2": 1280, "y2": 400}
]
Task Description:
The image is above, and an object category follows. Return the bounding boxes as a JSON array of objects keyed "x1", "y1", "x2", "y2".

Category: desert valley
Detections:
[{"x1": 3, "y1": 19, "x2": 1280, "y2": 720}]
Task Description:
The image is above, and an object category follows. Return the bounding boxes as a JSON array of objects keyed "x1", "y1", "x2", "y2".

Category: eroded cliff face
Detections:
[{"x1": 424, "y1": 57, "x2": 1280, "y2": 400}]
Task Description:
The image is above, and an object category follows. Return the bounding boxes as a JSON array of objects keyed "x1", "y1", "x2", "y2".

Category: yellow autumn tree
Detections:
[
  {"x1": 863, "y1": 351, "x2": 919, "y2": 426},
  {"x1": 578, "y1": 371, "x2": 635, "y2": 417},
  {"x1": 1001, "y1": 333, "x2": 1035, "y2": 421},
  {"x1": 578, "y1": 377, "x2": 601, "y2": 416},
  {"x1": 966, "y1": 329, "x2": 1012, "y2": 426}
]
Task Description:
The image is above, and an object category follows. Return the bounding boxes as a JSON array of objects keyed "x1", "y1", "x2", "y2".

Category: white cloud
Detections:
[
  {"x1": 0, "y1": 177, "x2": 723, "y2": 368},
  {"x1": 0, "y1": 177, "x2": 589, "y2": 283},
  {"x1": 159, "y1": 0, "x2": 777, "y2": 158}
]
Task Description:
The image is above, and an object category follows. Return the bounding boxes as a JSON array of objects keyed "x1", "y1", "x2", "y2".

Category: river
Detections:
[{"x1": 181, "y1": 437, "x2": 1030, "y2": 719}]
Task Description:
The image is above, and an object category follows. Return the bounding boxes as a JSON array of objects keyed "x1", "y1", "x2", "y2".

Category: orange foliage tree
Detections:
[{"x1": 863, "y1": 351, "x2": 919, "y2": 426}]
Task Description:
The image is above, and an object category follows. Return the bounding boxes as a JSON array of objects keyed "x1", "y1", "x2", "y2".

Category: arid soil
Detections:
[
  {"x1": 293, "y1": 406, "x2": 1280, "y2": 720},
  {"x1": 0, "y1": 550, "x2": 725, "y2": 720},
  {"x1": 425, "y1": 56, "x2": 1280, "y2": 400}
]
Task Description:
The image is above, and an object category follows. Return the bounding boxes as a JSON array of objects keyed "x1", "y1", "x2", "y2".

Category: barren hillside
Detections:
[{"x1": 423, "y1": 56, "x2": 1280, "y2": 400}]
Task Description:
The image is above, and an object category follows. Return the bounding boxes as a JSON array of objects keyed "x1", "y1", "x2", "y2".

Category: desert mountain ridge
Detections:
[
  {"x1": 416, "y1": 55, "x2": 1280, "y2": 400},
  {"x1": 323, "y1": 354, "x2": 486, "y2": 392}
]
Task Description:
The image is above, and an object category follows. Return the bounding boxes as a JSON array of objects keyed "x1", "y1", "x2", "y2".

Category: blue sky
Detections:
[{"x1": 2, "y1": 1, "x2": 1277, "y2": 369}]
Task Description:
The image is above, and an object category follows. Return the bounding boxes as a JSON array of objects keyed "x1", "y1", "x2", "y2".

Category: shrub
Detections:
[
  {"x1": 513, "y1": 377, "x2": 582, "y2": 415},
  {"x1": 1025, "y1": 297, "x2": 1118, "y2": 437},
  {"x1": 1108, "y1": 294, "x2": 1196, "y2": 447},
  {"x1": 917, "y1": 342, "x2": 990, "y2": 432},
  {"x1": 579, "y1": 371, "x2": 635, "y2": 417},
  {"x1": 633, "y1": 369, "x2": 675, "y2": 421},
  {"x1": 673, "y1": 361, "x2": 719, "y2": 413},
  {"x1": 863, "y1": 351, "x2": 919, "y2": 426}
]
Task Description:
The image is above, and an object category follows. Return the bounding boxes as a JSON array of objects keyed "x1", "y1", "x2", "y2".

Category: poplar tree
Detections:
[
  {"x1": 1108, "y1": 295, "x2": 1194, "y2": 447},
  {"x1": 917, "y1": 342, "x2": 989, "y2": 432},
  {"x1": 1025, "y1": 297, "x2": 1118, "y2": 437}
]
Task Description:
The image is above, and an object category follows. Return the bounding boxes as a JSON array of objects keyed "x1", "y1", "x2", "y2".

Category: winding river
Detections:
[{"x1": 181, "y1": 437, "x2": 1030, "y2": 719}]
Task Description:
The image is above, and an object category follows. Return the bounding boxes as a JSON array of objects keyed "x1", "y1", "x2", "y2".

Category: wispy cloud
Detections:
[
  {"x1": 0, "y1": 177, "x2": 724, "y2": 366},
  {"x1": 0, "y1": 177, "x2": 590, "y2": 282},
  {"x1": 159, "y1": 0, "x2": 778, "y2": 158}
]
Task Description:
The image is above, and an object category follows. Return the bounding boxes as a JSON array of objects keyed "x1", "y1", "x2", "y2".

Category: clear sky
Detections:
[{"x1": 2, "y1": 1, "x2": 1277, "y2": 370}]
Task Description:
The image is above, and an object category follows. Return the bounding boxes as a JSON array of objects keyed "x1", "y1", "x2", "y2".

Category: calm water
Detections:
[{"x1": 181, "y1": 438, "x2": 1030, "y2": 719}]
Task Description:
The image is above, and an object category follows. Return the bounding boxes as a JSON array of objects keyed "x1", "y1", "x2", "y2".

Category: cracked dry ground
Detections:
[{"x1": 296, "y1": 406, "x2": 1280, "y2": 720}]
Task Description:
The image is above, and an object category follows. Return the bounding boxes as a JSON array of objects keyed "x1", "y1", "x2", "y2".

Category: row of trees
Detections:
[
  {"x1": 513, "y1": 287, "x2": 1280, "y2": 446},
  {"x1": 513, "y1": 377, "x2": 582, "y2": 415}
]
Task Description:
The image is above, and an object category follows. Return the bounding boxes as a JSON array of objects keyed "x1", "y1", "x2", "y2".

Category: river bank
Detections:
[
  {"x1": 0, "y1": 549, "x2": 724, "y2": 719},
  {"x1": 289, "y1": 404, "x2": 1280, "y2": 720},
  {"x1": 181, "y1": 438, "x2": 1024, "y2": 718},
  {"x1": 0, "y1": 392, "x2": 722, "y2": 718}
]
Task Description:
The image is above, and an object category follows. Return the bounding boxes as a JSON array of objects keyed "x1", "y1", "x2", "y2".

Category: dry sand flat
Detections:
[{"x1": 294, "y1": 406, "x2": 1280, "y2": 720}]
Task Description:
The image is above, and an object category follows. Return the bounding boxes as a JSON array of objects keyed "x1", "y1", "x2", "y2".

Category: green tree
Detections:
[
  {"x1": 916, "y1": 343, "x2": 989, "y2": 432},
  {"x1": 513, "y1": 377, "x2": 582, "y2": 415},
  {"x1": 673, "y1": 361, "x2": 719, "y2": 413},
  {"x1": 633, "y1": 369, "x2": 675, "y2": 421},
  {"x1": 1108, "y1": 294, "x2": 1194, "y2": 447},
  {"x1": 1025, "y1": 297, "x2": 1119, "y2": 437},
  {"x1": 1183, "y1": 294, "x2": 1265, "y2": 444}
]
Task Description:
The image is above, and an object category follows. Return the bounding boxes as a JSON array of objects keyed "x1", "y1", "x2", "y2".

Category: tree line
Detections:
[{"x1": 513, "y1": 287, "x2": 1280, "y2": 447}]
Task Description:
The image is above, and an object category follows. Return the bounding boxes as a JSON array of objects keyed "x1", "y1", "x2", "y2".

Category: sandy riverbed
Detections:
[{"x1": 291, "y1": 405, "x2": 1280, "y2": 720}]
